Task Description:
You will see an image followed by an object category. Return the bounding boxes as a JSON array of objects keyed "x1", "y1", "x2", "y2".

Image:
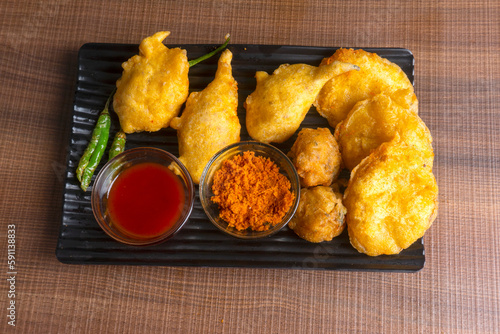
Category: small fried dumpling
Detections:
[
  {"x1": 114, "y1": 31, "x2": 189, "y2": 133},
  {"x1": 334, "y1": 89, "x2": 432, "y2": 170},
  {"x1": 289, "y1": 185, "x2": 346, "y2": 243},
  {"x1": 170, "y1": 49, "x2": 240, "y2": 184},
  {"x1": 288, "y1": 128, "x2": 342, "y2": 187},
  {"x1": 245, "y1": 61, "x2": 358, "y2": 144},
  {"x1": 314, "y1": 48, "x2": 415, "y2": 127}
]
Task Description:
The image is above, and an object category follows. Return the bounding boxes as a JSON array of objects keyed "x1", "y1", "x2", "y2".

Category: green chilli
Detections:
[
  {"x1": 108, "y1": 130, "x2": 126, "y2": 160},
  {"x1": 77, "y1": 91, "x2": 114, "y2": 191}
]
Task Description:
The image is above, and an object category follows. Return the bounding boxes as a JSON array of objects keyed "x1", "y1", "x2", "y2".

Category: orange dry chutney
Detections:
[{"x1": 211, "y1": 151, "x2": 295, "y2": 231}]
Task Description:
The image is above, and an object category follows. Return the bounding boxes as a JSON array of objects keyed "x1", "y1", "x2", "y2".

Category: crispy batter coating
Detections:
[
  {"x1": 170, "y1": 50, "x2": 240, "y2": 184},
  {"x1": 314, "y1": 48, "x2": 415, "y2": 127},
  {"x1": 289, "y1": 186, "x2": 346, "y2": 243},
  {"x1": 344, "y1": 136, "x2": 438, "y2": 256},
  {"x1": 334, "y1": 89, "x2": 433, "y2": 170},
  {"x1": 245, "y1": 61, "x2": 358, "y2": 144},
  {"x1": 113, "y1": 31, "x2": 189, "y2": 133},
  {"x1": 288, "y1": 128, "x2": 342, "y2": 187}
]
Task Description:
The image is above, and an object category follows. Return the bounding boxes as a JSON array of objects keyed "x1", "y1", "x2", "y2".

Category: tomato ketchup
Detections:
[{"x1": 107, "y1": 162, "x2": 185, "y2": 239}]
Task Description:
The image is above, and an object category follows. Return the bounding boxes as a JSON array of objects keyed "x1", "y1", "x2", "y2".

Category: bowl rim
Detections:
[
  {"x1": 199, "y1": 140, "x2": 300, "y2": 239},
  {"x1": 91, "y1": 147, "x2": 195, "y2": 246}
]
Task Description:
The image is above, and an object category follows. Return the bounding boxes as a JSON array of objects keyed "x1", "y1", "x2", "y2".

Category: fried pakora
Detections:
[
  {"x1": 289, "y1": 185, "x2": 346, "y2": 243},
  {"x1": 288, "y1": 128, "x2": 342, "y2": 187},
  {"x1": 113, "y1": 31, "x2": 189, "y2": 133},
  {"x1": 334, "y1": 89, "x2": 433, "y2": 170},
  {"x1": 245, "y1": 61, "x2": 358, "y2": 144},
  {"x1": 170, "y1": 50, "x2": 240, "y2": 184},
  {"x1": 314, "y1": 48, "x2": 415, "y2": 127},
  {"x1": 344, "y1": 136, "x2": 438, "y2": 256}
]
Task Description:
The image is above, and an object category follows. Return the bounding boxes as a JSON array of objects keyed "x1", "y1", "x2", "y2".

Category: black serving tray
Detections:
[{"x1": 56, "y1": 43, "x2": 424, "y2": 271}]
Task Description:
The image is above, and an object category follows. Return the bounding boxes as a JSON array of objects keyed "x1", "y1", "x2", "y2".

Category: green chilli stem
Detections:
[{"x1": 188, "y1": 34, "x2": 230, "y2": 67}]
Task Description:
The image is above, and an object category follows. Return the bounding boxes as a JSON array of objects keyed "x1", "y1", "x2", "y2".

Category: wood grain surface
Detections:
[{"x1": 0, "y1": 0, "x2": 499, "y2": 333}]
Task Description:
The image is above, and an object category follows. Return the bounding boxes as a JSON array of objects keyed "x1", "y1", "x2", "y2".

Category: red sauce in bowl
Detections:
[{"x1": 107, "y1": 162, "x2": 185, "y2": 239}]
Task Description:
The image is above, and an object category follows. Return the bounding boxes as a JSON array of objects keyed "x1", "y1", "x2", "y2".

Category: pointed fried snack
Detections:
[
  {"x1": 314, "y1": 48, "x2": 415, "y2": 127},
  {"x1": 288, "y1": 128, "x2": 342, "y2": 187},
  {"x1": 113, "y1": 31, "x2": 189, "y2": 133},
  {"x1": 245, "y1": 61, "x2": 358, "y2": 144},
  {"x1": 344, "y1": 136, "x2": 438, "y2": 256},
  {"x1": 170, "y1": 50, "x2": 240, "y2": 184},
  {"x1": 289, "y1": 185, "x2": 346, "y2": 243},
  {"x1": 334, "y1": 89, "x2": 433, "y2": 170}
]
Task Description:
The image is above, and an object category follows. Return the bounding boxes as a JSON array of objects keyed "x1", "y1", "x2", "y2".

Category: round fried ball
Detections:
[
  {"x1": 289, "y1": 186, "x2": 346, "y2": 243},
  {"x1": 288, "y1": 128, "x2": 342, "y2": 187}
]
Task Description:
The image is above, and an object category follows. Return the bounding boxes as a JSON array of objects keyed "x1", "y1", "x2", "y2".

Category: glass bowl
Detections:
[
  {"x1": 91, "y1": 147, "x2": 195, "y2": 246},
  {"x1": 199, "y1": 141, "x2": 300, "y2": 239}
]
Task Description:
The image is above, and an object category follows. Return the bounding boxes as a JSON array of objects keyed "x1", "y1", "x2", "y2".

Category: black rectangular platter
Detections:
[{"x1": 56, "y1": 43, "x2": 424, "y2": 271}]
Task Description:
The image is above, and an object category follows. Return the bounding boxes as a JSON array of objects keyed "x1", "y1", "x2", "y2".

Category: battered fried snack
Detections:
[
  {"x1": 245, "y1": 61, "x2": 359, "y2": 144},
  {"x1": 113, "y1": 31, "x2": 189, "y2": 133},
  {"x1": 289, "y1": 186, "x2": 346, "y2": 243},
  {"x1": 344, "y1": 136, "x2": 438, "y2": 256},
  {"x1": 288, "y1": 128, "x2": 342, "y2": 187},
  {"x1": 334, "y1": 89, "x2": 433, "y2": 170},
  {"x1": 170, "y1": 50, "x2": 240, "y2": 184},
  {"x1": 314, "y1": 48, "x2": 415, "y2": 127}
]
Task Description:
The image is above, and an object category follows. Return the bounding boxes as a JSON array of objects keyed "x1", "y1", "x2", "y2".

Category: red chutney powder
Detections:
[{"x1": 211, "y1": 151, "x2": 295, "y2": 231}]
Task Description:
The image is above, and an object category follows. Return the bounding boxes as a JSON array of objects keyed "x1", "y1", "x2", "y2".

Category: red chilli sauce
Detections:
[{"x1": 107, "y1": 162, "x2": 185, "y2": 239}]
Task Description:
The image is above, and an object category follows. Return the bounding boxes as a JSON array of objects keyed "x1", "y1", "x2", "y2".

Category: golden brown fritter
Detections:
[
  {"x1": 288, "y1": 128, "x2": 342, "y2": 187},
  {"x1": 289, "y1": 186, "x2": 346, "y2": 243},
  {"x1": 245, "y1": 61, "x2": 358, "y2": 144},
  {"x1": 170, "y1": 50, "x2": 240, "y2": 184},
  {"x1": 314, "y1": 48, "x2": 415, "y2": 127},
  {"x1": 113, "y1": 31, "x2": 189, "y2": 133},
  {"x1": 334, "y1": 89, "x2": 432, "y2": 170},
  {"x1": 344, "y1": 136, "x2": 438, "y2": 256}
]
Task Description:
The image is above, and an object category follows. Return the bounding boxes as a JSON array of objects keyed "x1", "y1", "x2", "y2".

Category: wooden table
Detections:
[{"x1": 1, "y1": 0, "x2": 499, "y2": 332}]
